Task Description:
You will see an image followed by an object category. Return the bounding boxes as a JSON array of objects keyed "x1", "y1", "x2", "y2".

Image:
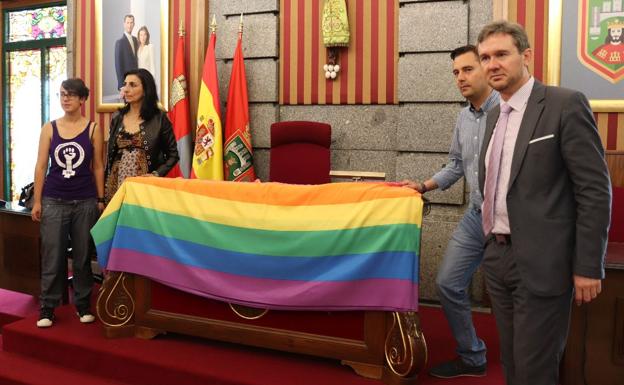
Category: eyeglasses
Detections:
[{"x1": 58, "y1": 92, "x2": 79, "y2": 99}]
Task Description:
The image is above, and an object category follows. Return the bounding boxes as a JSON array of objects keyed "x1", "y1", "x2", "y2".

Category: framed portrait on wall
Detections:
[
  {"x1": 95, "y1": 0, "x2": 169, "y2": 112},
  {"x1": 547, "y1": 0, "x2": 624, "y2": 112}
]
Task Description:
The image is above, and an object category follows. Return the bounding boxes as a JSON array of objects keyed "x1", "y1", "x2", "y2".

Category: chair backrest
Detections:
[{"x1": 269, "y1": 121, "x2": 331, "y2": 184}]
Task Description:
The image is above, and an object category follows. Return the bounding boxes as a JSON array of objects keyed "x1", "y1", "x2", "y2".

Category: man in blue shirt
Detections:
[{"x1": 401, "y1": 45, "x2": 499, "y2": 379}]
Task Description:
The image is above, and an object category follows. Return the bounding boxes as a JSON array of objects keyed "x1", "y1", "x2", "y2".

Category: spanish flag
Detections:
[
  {"x1": 191, "y1": 23, "x2": 223, "y2": 180},
  {"x1": 223, "y1": 18, "x2": 255, "y2": 182}
]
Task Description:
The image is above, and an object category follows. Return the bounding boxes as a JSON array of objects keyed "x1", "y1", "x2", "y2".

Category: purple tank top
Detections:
[{"x1": 42, "y1": 120, "x2": 97, "y2": 200}]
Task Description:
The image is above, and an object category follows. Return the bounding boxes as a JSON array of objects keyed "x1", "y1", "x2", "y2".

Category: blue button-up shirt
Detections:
[{"x1": 431, "y1": 90, "x2": 500, "y2": 208}]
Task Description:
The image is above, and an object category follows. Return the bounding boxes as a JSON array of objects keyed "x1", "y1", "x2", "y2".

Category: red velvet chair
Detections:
[{"x1": 269, "y1": 121, "x2": 331, "y2": 184}]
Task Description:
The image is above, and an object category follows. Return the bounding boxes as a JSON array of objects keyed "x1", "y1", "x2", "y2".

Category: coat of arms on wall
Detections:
[{"x1": 578, "y1": 0, "x2": 624, "y2": 83}]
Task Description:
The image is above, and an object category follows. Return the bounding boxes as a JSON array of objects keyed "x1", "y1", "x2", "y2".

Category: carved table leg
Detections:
[
  {"x1": 383, "y1": 311, "x2": 428, "y2": 384},
  {"x1": 96, "y1": 272, "x2": 136, "y2": 338}
]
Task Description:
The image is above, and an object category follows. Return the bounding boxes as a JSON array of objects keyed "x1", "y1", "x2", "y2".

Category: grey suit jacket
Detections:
[{"x1": 478, "y1": 81, "x2": 611, "y2": 296}]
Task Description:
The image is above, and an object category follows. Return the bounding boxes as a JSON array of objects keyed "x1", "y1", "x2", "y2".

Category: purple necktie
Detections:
[{"x1": 482, "y1": 103, "x2": 512, "y2": 235}]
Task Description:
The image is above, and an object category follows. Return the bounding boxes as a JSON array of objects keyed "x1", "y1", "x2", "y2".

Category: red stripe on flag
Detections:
[
  {"x1": 311, "y1": 0, "x2": 320, "y2": 104},
  {"x1": 533, "y1": 1, "x2": 545, "y2": 81},
  {"x1": 167, "y1": 34, "x2": 192, "y2": 178},
  {"x1": 386, "y1": 0, "x2": 395, "y2": 103},
  {"x1": 370, "y1": 0, "x2": 379, "y2": 104},
  {"x1": 355, "y1": 0, "x2": 364, "y2": 104},
  {"x1": 607, "y1": 113, "x2": 618, "y2": 150},
  {"x1": 297, "y1": 0, "x2": 305, "y2": 104},
  {"x1": 224, "y1": 35, "x2": 255, "y2": 181},
  {"x1": 283, "y1": 0, "x2": 291, "y2": 104}
]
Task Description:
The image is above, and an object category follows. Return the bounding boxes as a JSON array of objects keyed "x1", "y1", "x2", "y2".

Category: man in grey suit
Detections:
[
  {"x1": 114, "y1": 14, "x2": 138, "y2": 90},
  {"x1": 476, "y1": 21, "x2": 611, "y2": 385}
]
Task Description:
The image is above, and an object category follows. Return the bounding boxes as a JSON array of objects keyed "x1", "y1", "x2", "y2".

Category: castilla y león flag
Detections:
[
  {"x1": 223, "y1": 29, "x2": 255, "y2": 182},
  {"x1": 191, "y1": 29, "x2": 224, "y2": 180},
  {"x1": 166, "y1": 33, "x2": 192, "y2": 178}
]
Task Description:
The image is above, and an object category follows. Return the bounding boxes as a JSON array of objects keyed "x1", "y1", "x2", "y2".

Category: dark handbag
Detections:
[{"x1": 18, "y1": 182, "x2": 34, "y2": 210}]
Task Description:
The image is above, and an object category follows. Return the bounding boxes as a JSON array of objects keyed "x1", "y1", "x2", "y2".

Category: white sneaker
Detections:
[
  {"x1": 77, "y1": 312, "x2": 95, "y2": 323},
  {"x1": 37, "y1": 308, "x2": 54, "y2": 328},
  {"x1": 36, "y1": 317, "x2": 53, "y2": 328}
]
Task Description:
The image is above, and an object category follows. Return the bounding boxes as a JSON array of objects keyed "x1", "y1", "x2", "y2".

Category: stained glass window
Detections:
[
  {"x1": 3, "y1": 4, "x2": 67, "y2": 200},
  {"x1": 8, "y1": 50, "x2": 42, "y2": 200},
  {"x1": 48, "y1": 46, "x2": 68, "y2": 122},
  {"x1": 8, "y1": 6, "x2": 66, "y2": 42}
]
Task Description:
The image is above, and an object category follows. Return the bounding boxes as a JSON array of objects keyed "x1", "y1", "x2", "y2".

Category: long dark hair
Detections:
[{"x1": 119, "y1": 68, "x2": 159, "y2": 122}]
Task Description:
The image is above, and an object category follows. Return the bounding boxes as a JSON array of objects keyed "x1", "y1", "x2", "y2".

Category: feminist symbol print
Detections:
[{"x1": 54, "y1": 142, "x2": 85, "y2": 178}]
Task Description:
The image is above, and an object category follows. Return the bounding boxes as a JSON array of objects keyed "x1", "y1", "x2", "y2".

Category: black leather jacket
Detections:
[{"x1": 106, "y1": 110, "x2": 179, "y2": 177}]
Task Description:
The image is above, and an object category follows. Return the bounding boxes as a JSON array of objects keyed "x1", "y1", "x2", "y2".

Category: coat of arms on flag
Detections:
[
  {"x1": 578, "y1": 0, "x2": 624, "y2": 83},
  {"x1": 194, "y1": 118, "x2": 216, "y2": 163}
]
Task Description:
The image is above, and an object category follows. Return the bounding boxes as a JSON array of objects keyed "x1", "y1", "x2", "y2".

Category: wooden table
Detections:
[
  {"x1": 0, "y1": 203, "x2": 41, "y2": 296},
  {"x1": 561, "y1": 242, "x2": 624, "y2": 385},
  {"x1": 98, "y1": 274, "x2": 427, "y2": 385}
]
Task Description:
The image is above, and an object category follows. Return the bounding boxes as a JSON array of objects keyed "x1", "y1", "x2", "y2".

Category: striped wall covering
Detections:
[
  {"x1": 279, "y1": 0, "x2": 398, "y2": 105},
  {"x1": 74, "y1": 0, "x2": 193, "y2": 136},
  {"x1": 509, "y1": 0, "x2": 623, "y2": 151}
]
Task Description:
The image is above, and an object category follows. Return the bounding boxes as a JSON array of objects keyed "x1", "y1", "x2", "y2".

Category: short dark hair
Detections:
[
  {"x1": 477, "y1": 20, "x2": 530, "y2": 53},
  {"x1": 61, "y1": 78, "x2": 89, "y2": 99},
  {"x1": 120, "y1": 68, "x2": 160, "y2": 122},
  {"x1": 450, "y1": 45, "x2": 478, "y2": 61},
  {"x1": 124, "y1": 14, "x2": 134, "y2": 22},
  {"x1": 137, "y1": 26, "x2": 150, "y2": 45}
]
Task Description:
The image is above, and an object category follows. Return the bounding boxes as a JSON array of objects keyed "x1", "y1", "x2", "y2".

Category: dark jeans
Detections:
[{"x1": 40, "y1": 197, "x2": 98, "y2": 310}]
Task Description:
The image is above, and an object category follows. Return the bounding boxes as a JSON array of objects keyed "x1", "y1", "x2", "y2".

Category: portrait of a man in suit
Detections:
[{"x1": 114, "y1": 14, "x2": 139, "y2": 90}]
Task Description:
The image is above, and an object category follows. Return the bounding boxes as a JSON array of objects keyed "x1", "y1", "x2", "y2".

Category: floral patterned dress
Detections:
[{"x1": 104, "y1": 127, "x2": 148, "y2": 203}]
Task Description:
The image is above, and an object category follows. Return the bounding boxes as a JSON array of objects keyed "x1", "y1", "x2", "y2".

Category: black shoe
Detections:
[
  {"x1": 429, "y1": 358, "x2": 486, "y2": 378},
  {"x1": 36, "y1": 307, "x2": 55, "y2": 328}
]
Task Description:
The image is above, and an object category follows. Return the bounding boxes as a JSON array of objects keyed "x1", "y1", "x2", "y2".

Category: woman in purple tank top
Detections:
[{"x1": 31, "y1": 78, "x2": 105, "y2": 328}]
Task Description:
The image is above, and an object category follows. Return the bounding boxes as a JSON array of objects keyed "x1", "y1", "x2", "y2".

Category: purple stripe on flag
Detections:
[{"x1": 108, "y1": 248, "x2": 419, "y2": 311}]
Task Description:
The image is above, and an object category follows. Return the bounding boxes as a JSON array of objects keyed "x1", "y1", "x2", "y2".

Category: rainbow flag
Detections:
[{"x1": 92, "y1": 178, "x2": 423, "y2": 311}]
